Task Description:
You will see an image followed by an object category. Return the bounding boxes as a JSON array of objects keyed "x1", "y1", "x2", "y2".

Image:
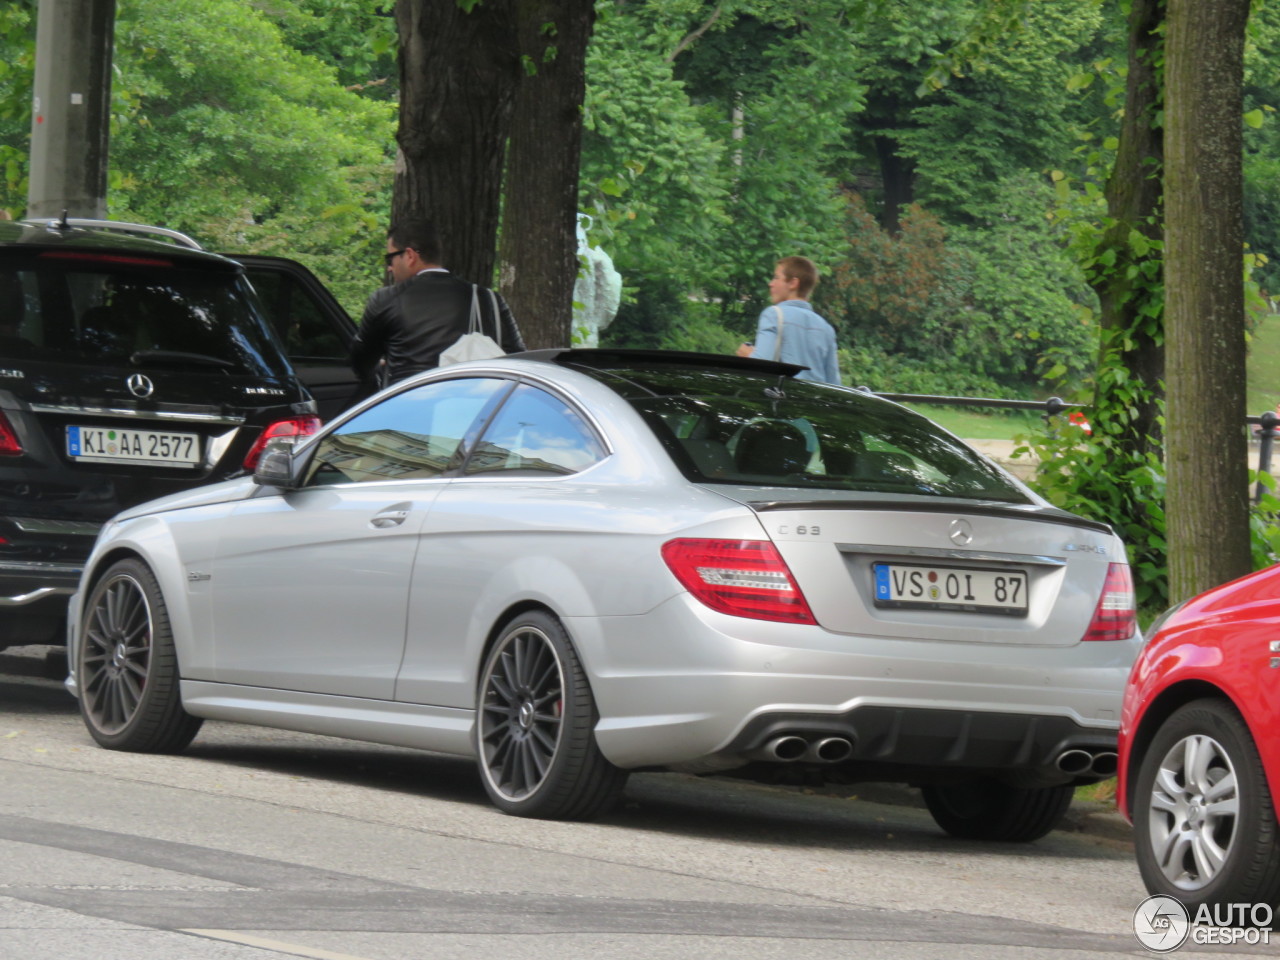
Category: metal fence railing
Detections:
[{"x1": 858, "y1": 388, "x2": 1279, "y2": 505}]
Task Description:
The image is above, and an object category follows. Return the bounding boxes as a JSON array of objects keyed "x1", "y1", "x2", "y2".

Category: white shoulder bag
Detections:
[{"x1": 439, "y1": 285, "x2": 506, "y2": 366}]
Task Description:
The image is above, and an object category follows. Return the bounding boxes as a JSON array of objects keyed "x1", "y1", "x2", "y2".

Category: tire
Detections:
[
  {"x1": 1133, "y1": 698, "x2": 1280, "y2": 913},
  {"x1": 922, "y1": 778, "x2": 1074, "y2": 842},
  {"x1": 475, "y1": 611, "x2": 627, "y2": 820},
  {"x1": 76, "y1": 558, "x2": 202, "y2": 753}
]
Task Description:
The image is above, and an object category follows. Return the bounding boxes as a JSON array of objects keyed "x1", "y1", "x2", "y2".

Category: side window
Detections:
[
  {"x1": 303, "y1": 378, "x2": 509, "y2": 486},
  {"x1": 0, "y1": 269, "x2": 37, "y2": 356},
  {"x1": 465, "y1": 383, "x2": 605, "y2": 476},
  {"x1": 248, "y1": 269, "x2": 347, "y2": 360}
]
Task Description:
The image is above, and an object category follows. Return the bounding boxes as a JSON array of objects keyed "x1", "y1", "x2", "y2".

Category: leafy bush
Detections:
[
  {"x1": 840, "y1": 343, "x2": 1012, "y2": 398},
  {"x1": 822, "y1": 186, "x2": 1095, "y2": 392},
  {"x1": 1017, "y1": 412, "x2": 1169, "y2": 614}
]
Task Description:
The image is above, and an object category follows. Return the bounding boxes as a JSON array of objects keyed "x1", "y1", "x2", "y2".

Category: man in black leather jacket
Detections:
[{"x1": 349, "y1": 219, "x2": 525, "y2": 389}]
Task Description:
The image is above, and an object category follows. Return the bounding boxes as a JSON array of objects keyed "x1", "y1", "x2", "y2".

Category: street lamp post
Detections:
[{"x1": 26, "y1": 0, "x2": 116, "y2": 219}]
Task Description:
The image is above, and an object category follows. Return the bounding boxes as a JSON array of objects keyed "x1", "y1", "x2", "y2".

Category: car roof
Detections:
[{"x1": 0, "y1": 218, "x2": 241, "y2": 272}]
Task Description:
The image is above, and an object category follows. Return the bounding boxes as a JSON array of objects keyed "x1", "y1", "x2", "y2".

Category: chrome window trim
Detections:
[{"x1": 302, "y1": 370, "x2": 617, "y2": 488}]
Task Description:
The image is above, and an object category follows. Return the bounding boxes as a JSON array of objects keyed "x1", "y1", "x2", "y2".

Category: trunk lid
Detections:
[{"x1": 714, "y1": 488, "x2": 1121, "y2": 646}]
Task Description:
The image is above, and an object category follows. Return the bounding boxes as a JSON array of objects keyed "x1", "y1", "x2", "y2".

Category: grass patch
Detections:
[
  {"x1": 1248, "y1": 311, "x2": 1280, "y2": 418},
  {"x1": 902, "y1": 403, "x2": 1045, "y2": 440},
  {"x1": 902, "y1": 312, "x2": 1280, "y2": 440},
  {"x1": 1075, "y1": 778, "x2": 1117, "y2": 805}
]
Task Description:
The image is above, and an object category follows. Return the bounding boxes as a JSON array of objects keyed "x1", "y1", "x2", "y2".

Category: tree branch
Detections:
[{"x1": 666, "y1": 5, "x2": 721, "y2": 62}]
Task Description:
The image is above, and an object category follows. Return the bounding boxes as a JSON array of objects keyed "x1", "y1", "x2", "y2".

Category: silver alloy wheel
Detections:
[
  {"x1": 1148, "y1": 732, "x2": 1240, "y2": 890},
  {"x1": 479, "y1": 624, "x2": 565, "y2": 801},
  {"x1": 79, "y1": 572, "x2": 153, "y2": 735}
]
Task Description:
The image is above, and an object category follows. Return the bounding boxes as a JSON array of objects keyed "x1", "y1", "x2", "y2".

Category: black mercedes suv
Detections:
[{"x1": 0, "y1": 217, "x2": 358, "y2": 648}]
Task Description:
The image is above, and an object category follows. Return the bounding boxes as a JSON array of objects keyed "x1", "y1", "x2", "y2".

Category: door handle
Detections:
[{"x1": 370, "y1": 508, "x2": 410, "y2": 528}]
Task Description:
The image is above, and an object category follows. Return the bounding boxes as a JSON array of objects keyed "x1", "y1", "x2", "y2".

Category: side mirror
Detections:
[{"x1": 252, "y1": 440, "x2": 299, "y2": 488}]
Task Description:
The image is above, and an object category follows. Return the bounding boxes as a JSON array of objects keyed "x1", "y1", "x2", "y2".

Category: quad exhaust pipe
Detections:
[
  {"x1": 1056, "y1": 748, "x2": 1119, "y2": 777},
  {"x1": 804, "y1": 737, "x2": 854, "y2": 764},
  {"x1": 1089, "y1": 751, "x2": 1118, "y2": 777},
  {"x1": 746, "y1": 735, "x2": 854, "y2": 764}
]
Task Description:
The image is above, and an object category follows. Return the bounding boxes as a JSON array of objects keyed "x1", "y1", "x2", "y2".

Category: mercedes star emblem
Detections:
[
  {"x1": 949, "y1": 518, "x2": 974, "y2": 546},
  {"x1": 126, "y1": 373, "x2": 155, "y2": 399}
]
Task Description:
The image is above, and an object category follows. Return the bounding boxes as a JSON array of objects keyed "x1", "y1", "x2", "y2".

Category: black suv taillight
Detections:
[
  {"x1": 0, "y1": 410, "x2": 22, "y2": 455},
  {"x1": 243, "y1": 416, "x2": 322, "y2": 471}
]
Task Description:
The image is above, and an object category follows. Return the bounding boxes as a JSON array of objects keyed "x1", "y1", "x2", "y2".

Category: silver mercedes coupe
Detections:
[{"x1": 66, "y1": 350, "x2": 1140, "y2": 841}]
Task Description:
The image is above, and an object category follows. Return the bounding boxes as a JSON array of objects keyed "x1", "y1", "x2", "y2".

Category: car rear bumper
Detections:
[
  {"x1": 0, "y1": 561, "x2": 81, "y2": 606},
  {"x1": 721, "y1": 704, "x2": 1117, "y2": 784},
  {"x1": 572, "y1": 596, "x2": 1136, "y2": 773}
]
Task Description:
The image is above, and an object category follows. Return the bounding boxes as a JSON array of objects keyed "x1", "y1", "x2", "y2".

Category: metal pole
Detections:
[
  {"x1": 26, "y1": 0, "x2": 116, "y2": 219},
  {"x1": 1256, "y1": 410, "x2": 1276, "y2": 504}
]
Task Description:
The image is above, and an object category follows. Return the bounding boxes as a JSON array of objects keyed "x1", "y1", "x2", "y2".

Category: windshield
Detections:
[
  {"x1": 2, "y1": 258, "x2": 292, "y2": 378},
  {"x1": 579, "y1": 362, "x2": 1031, "y2": 503}
]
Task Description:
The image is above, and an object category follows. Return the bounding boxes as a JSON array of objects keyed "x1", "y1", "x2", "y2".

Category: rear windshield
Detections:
[
  {"x1": 577, "y1": 362, "x2": 1031, "y2": 503},
  {"x1": 1, "y1": 256, "x2": 292, "y2": 378}
]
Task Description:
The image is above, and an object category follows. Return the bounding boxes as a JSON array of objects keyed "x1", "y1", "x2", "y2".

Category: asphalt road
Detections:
[{"x1": 0, "y1": 647, "x2": 1260, "y2": 960}]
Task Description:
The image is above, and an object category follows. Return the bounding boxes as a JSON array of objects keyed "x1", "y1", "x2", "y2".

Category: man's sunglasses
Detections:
[{"x1": 384, "y1": 248, "x2": 408, "y2": 266}]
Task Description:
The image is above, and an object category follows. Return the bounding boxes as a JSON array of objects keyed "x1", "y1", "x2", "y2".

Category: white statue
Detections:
[{"x1": 572, "y1": 214, "x2": 622, "y2": 347}]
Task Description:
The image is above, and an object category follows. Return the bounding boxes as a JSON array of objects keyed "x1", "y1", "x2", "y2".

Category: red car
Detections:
[{"x1": 1118, "y1": 566, "x2": 1280, "y2": 912}]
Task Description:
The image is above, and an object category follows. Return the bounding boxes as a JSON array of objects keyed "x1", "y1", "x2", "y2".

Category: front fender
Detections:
[{"x1": 71, "y1": 503, "x2": 235, "y2": 684}]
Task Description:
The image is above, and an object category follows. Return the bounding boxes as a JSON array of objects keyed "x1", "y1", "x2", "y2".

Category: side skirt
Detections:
[{"x1": 180, "y1": 680, "x2": 475, "y2": 757}]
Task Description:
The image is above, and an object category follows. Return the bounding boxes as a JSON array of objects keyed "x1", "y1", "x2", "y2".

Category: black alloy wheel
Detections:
[
  {"x1": 77, "y1": 558, "x2": 202, "y2": 752},
  {"x1": 476, "y1": 610, "x2": 627, "y2": 820}
]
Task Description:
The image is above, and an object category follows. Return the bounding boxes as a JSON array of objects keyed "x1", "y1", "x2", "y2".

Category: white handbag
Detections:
[{"x1": 439, "y1": 285, "x2": 506, "y2": 366}]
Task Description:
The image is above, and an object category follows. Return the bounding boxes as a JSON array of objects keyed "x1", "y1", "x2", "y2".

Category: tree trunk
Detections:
[
  {"x1": 1092, "y1": 0, "x2": 1164, "y2": 459},
  {"x1": 873, "y1": 133, "x2": 914, "y2": 236},
  {"x1": 393, "y1": 0, "x2": 519, "y2": 285},
  {"x1": 498, "y1": 0, "x2": 596, "y2": 348},
  {"x1": 1164, "y1": 0, "x2": 1252, "y2": 602}
]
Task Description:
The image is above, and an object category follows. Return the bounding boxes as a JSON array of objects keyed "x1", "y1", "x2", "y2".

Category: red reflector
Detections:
[
  {"x1": 1082, "y1": 562, "x2": 1136, "y2": 641},
  {"x1": 39, "y1": 250, "x2": 174, "y2": 268},
  {"x1": 661, "y1": 538, "x2": 816, "y2": 625},
  {"x1": 0, "y1": 410, "x2": 22, "y2": 456},
  {"x1": 242, "y1": 416, "x2": 322, "y2": 471}
]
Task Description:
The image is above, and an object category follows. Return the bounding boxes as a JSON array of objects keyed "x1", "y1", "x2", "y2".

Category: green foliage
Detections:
[
  {"x1": 580, "y1": 2, "x2": 733, "y2": 345},
  {"x1": 0, "y1": 0, "x2": 393, "y2": 312},
  {"x1": 848, "y1": 0, "x2": 1105, "y2": 223},
  {"x1": 585, "y1": 0, "x2": 861, "y2": 346},
  {"x1": 106, "y1": 0, "x2": 396, "y2": 315},
  {"x1": 260, "y1": 0, "x2": 397, "y2": 97},
  {"x1": 0, "y1": 0, "x2": 34, "y2": 217},
  {"x1": 840, "y1": 342, "x2": 1010, "y2": 397},
  {"x1": 1244, "y1": 0, "x2": 1280, "y2": 296},
  {"x1": 1016, "y1": 348, "x2": 1171, "y2": 614},
  {"x1": 823, "y1": 183, "x2": 1095, "y2": 387}
]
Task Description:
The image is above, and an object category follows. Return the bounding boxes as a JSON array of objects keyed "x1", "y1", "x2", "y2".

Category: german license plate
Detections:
[
  {"x1": 67, "y1": 425, "x2": 200, "y2": 467},
  {"x1": 873, "y1": 562, "x2": 1028, "y2": 616}
]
